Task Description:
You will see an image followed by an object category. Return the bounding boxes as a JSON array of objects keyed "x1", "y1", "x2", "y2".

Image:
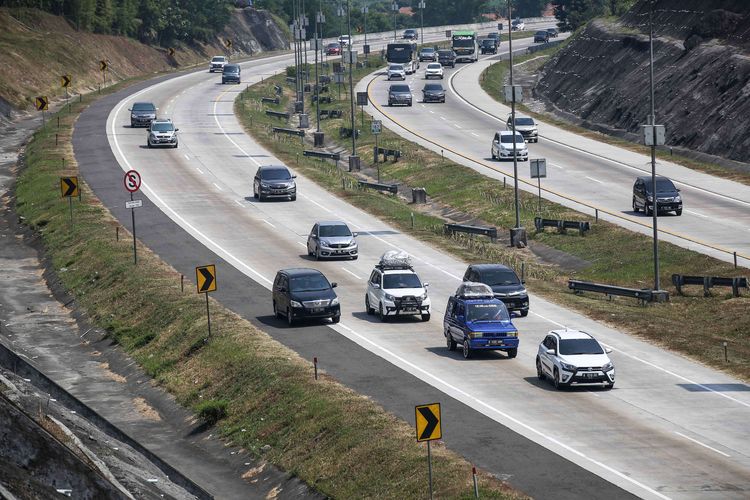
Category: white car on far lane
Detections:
[
  {"x1": 387, "y1": 64, "x2": 406, "y2": 80},
  {"x1": 424, "y1": 63, "x2": 444, "y2": 79}
]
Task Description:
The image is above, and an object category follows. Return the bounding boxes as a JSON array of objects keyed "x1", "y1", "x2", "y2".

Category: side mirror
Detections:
[
  {"x1": 352, "y1": 232, "x2": 358, "y2": 237},
  {"x1": 128, "y1": 108, "x2": 132, "y2": 111},
  {"x1": 372, "y1": 283, "x2": 380, "y2": 289},
  {"x1": 546, "y1": 348, "x2": 555, "y2": 355},
  {"x1": 292, "y1": 175, "x2": 297, "y2": 179},
  {"x1": 521, "y1": 280, "x2": 526, "y2": 285},
  {"x1": 423, "y1": 282, "x2": 430, "y2": 288},
  {"x1": 175, "y1": 128, "x2": 180, "y2": 131},
  {"x1": 456, "y1": 315, "x2": 465, "y2": 323},
  {"x1": 676, "y1": 188, "x2": 681, "y2": 192},
  {"x1": 331, "y1": 282, "x2": 338, "y2": 288},
  {"x1": 605, "y1": 347, "x2": 613, "y2": 354}
]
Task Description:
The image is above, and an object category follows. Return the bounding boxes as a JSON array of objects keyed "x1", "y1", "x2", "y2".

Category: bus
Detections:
[
  {"x1": 452, "y1": 30, "x2": 478, "y2": 62},
  {"x1": 386, "y1": 41, "x2": 419, "y2": 74}
]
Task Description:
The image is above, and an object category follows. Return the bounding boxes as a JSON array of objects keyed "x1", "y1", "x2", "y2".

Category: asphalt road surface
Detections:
[{"x1": 71, "y1": 31, "x2": 750, "y2": 500}]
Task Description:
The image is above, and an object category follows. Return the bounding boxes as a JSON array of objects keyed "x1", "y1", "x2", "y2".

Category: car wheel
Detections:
[
  {"x1": 315, "y1": 246, "x2": 321, "y2": 261},
  {"x1": 173, "y1": 143, "x2": 178, "y2": 149},
  {"x1": 365, "y1": 295, "x2": 374, "y2": 315},
  {"x1": 632, "y1": 198, "x2": 639, "y2": 212},
  {"x1": 287, "y1": 308, "x2": 295, "y2": 326},
  {"x1": 507, "y1": 348, "x2": 517, "y2": 359},
  {"x1": 462, "y1": 339, "x2": 472, "y2": 359},
  {"x1": 646, "y1": 205, "x2": 653, "y2": 216},
  {"x1": 491, "y1": 150, "x2": 497, "y2": 160},
  {"x1": 331, "y1": 315, "x2": 340, "y2": 324},
  {"x1": 520, "y1": 309, "x2": 529, "y2": 317},
  {"x1": 408, "y1": 102, "x2": 412, "y2": 107},
  {"x1": 446, "y1": 330, "x2": 457, "y2": 351},
  {"x1": 675, "y1": 209, "x2": 682, "y2": 216},
  {"x1": 273, "y1": 301, "x2": 282, "y2": 319},
  {"x1": 253, "y1": 187, "x2": 258, "y2": 199},
  {"x1": 290, "y1": 195, "x2": 296, "y2": 201},
  {"x1": 421, "y1": 313, "x2": 430, "y2": 322},
  {"x1": 258, "y1": 193, "x2": 265, "y2": 202},
  {"x1": 553, "y1": 368, "x2": 565, "y2": 390},
  {"x1": 378, "y1": 303, "x2": 388, "y2": 322},
  {"x1": 536, "y1": 357, "x2": 546, "y2": 380}
]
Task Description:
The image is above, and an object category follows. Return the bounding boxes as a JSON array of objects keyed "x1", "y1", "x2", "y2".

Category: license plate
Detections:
[
  {"x1": 582, "y1": 372, "x2": 597, "y2": 378},
  {"x1": 489, "y1": 340, "x2": 503, "y2": 346},
  {"x1": 310, "y1": 307, "x2": 324, "y2": 313}
]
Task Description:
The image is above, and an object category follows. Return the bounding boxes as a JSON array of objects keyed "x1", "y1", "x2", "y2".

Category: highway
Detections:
[
  {"x1": 70, "y1": 27, "x2": 750, "y2": 500},
  {"x1": 360, "y1": 40, "x2": 750, "y2": 267}
]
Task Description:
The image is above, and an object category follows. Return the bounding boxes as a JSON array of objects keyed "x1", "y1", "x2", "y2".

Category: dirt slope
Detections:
[
  {"x1": 534, "y1": 0, "x2": 750, "y2": 167},
  {"x1": 0, "y1": 7, "x2": 289, "y2": 117}
]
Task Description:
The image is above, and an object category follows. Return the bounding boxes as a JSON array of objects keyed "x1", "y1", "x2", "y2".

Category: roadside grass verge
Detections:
[
  {"x1": 15, "y1": 70, "x2": 522, "y2": 499},
  {"x1": 237, "y1": 64, "x2": 750, "y2": 381},
  {"x1": 478, "y1": 41, "x2": 750, "y2": 186}
]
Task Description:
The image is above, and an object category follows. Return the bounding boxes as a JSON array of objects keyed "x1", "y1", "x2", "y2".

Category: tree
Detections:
[{"x1": 554, "y1": 0, "x2": 635, "y2": 32}]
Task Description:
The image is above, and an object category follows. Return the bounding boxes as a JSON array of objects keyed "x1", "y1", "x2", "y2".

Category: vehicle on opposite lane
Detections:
[
  {"x1": 444, "y1": 282, "x2": 520, "y2": 359},
  {"x1": 388, "y1": 84, "x2": 413, "y2": 107},
  {"x1": 326, "y1": 42, "x2": 342, "y2": 55},
  {"x1": 536, "y1": 329, "x2": 615, "y2": 390},
  {"x1": 273, "y1": 268, "x2": 340, "y2": 325},
  {"x1": 307, "y1": 221, "x2": 359, "y2": 260},
  {"x1": 338, "y1": 34, "x2": 351, "y2": 46},
  {"x1": 491, "y1": 131, "x2": 528, "y2": 161},
  {"x1": 146, "y1": 119, "x2": 179, "y2": 148},
  {"x1": 424, "y1": 63, "x2": 444, "y2": 79},
  {"x1": 632, "y1": 175, "x2": 683, "y2": 216},
  {"x1": 546, "y1": 27, "x2": 559, "y2": 38},
  {"x1": 403, "y1": 28, "x2": 418, "y2": 40},
  {"x1": 422, "y1": 83, "x2": 446, "y2": 103},
  {"x1": 533, "y1": 30, "x2": 550, "y2": 43},
  {"x1": 253, "y1": 165, "x2": 297, "y2": 202},
  {"x1": 366, "y1": 251, "x2": 431, "y2": 322},
  {"x1": 208, "y1": 55, "x2": 227, "y2": 73},
  {"x1": 511, "y1": 19, "x2": 525, "y2": 31}
]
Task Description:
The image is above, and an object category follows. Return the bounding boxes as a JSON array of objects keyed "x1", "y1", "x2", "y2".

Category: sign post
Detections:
[
  {"x1": 99, "y1": 60, "x2": 108, "y2": 87},
  {"x1": 35, "y1": 96, "x2": 48, "y2": 126},
  {"x1": 356, "y1": 91, "x2": 368, "y2": 127},
  {"x1": 60, "y1": 176, "x2": 79, "y2": 223},
  {"x1": 530, "y1": 158, "x2": 547, "y2": 214},
  {"x1": 371, "y1": 119, "x2": 382, "y2": 180},
  {"x1": 415, "y1": 402, "x2": 441, "y2": 500},
  {"x1": 196, "y1": 264, "x2": 217, "y2": 339},
  {"x1": 123, "y1": 170, "x2": 142, "y2": 264},
  {"x1": 61, "y1": 75, "x2": 71, "y2": 111}
]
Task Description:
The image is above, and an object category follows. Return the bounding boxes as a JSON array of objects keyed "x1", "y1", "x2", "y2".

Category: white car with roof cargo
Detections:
[{"x1": 365, "y1": 251, "x2": 431, "y2": 322}]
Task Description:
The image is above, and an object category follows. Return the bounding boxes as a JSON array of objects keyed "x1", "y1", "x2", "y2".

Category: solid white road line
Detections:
[
  {"x1": 184, "y1": 154, "x2": 190, "y2": 160},
  {"x1": 196, "y1": 167, "x2": 204, "y2": 174},
  {"x1": 454, "y1": 124, "x2": 461, "y2": 129},
  {"x1": 684, "y1": 209, "x2": 708, "y2": 218},
  {"x1": 585, "y1": 176, "x2": 603, "y2": 184},
  {"x1": 470, "y1": 132, "x2": 479, "y2": 137},
  {"x1": 674, "y1": 432, "x2": 731, "y2": 458},
  {"x1": 213, "y1": 183, "x2": 224, "y2": 191},
  {"x1": 234, "y1": 200, "x2": 244, "y2": 207},
  {"x1": 262, "y1": 219, "x2": 275, "y2": 228}
]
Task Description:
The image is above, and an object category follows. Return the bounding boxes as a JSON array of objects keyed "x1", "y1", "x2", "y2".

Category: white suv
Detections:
[
  {"x1": 209, "y1": 55, "x2": 227, "y2": 73},
  {"x1": 491, "y1": 130, "x2": 528, "y2": 161},
  {"x1": 536, "y1": 329, "x2": 615, "y2": 390},
  {"x1": 365, "y1": 251, "x2": 431, "y2": 322}
]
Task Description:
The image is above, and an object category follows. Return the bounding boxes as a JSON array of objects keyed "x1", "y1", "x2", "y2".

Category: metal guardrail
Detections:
[
  {"x1": 526, "y1": 39, "x2": 565, "y2": 54},
  {"x1": 303, "y1": 150, "x2": 340, "y2": 162},
  {"x1": 339, "y1": 127, "x2": 360, "y2": 139},
  {"x1": 266, "y1": 110, "x2": 289, "y2": 120},
  {"x1": 319, "y1": 109, "x2": 343, "y2": 119},
  {"x1": 313, "y1": 96, "x2": 332, "y2": 104},
  {"x1": 273, "y1": 84, "x2": 282, "y2": 95},
  {"x1": 568, "y1": 279, "x2": 670, "y2": 304},
  {"x1": 444, "y1": 223, "x2": 498, "y2": 243},
  {"x1": 534, "y1": 217, "x2": 590, "y2": 235},
  {"x1": 358, "y1": 180, "x2": 398, "y2": 194},
  {"x1": 672, "y1": 274, "x2": 748, "y2": 297},
  {"x1": 261, "y1": 96, "x2": 280, "y2": 104},
  {"x1": 272, "y1": 127, "x2": 304, "y2": 137},
  {"x1": 374, "y1": 147, "x2": 402, "y2": 162}
]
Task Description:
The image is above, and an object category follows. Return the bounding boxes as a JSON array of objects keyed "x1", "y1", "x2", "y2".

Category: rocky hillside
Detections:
[
  {"x1": 534, "y1": 0, "x2": 750, "y2": 167},
  {"x1": 0, "y1": 7, "x2": 289, "y2": 118}
]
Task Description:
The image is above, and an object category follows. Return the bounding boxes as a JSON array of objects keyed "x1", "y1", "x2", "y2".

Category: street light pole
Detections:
[
  {"x1": 362, "y1": 3, "x2": 369, "y2": 62},
  {"x1": 315, "y1": 7, "x2": 322, "y2": 132},
  {"x1": 419, "y1": 1, "x2": 425, "y2": 45},
  {"x1": 347, "y1": 0, "x2": 356, "y2": 156},
  {"x1": 508, "y1": 0, "x2": 521, "y2": 232},
  {"x1": 648, "y1": 0, "x2": 660, "y2": 291},
  {"x1": 392, "y1": 2, "x2": 398, "y2": 41}
]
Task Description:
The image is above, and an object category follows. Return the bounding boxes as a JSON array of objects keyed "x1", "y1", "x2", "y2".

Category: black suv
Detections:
[
  {"x1": 222, "y1": 64, "x2": 241, "y2": 84},
  {"x1": 253, "y1": 165, "x2": 296, "y2": 201},
  {"x1": 481, "y1": 39, "x2": 498, "y2": 54},
  {"x1": 403, "y1": 29, "x2": 418, "y2": 40},
  {"x1": 533, "y1": 30, "x2": 550, "y2": 43},
  {"x1": 463, "y1": 264, "x2": 529, "y2": 317},
  {"x1": 437, "y1": 49, "x2": 456, "y2": 68},
  {"x1": 272, "y1": 268, "x2": 340, "y2": 325},
  {"x1": 632, "y1": 176, "x2": 682, "y2": 216}
]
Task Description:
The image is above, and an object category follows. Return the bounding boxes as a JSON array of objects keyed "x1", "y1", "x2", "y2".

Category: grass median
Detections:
[
  {"x1": 14, "y1": 64, "x2": 523, "y2": 499},
  {"x1": 237, "y1": 61, "x2": 750, "y2": 381}
]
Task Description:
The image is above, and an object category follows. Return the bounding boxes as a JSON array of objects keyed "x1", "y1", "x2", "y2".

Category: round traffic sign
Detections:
[{"x1": 124, "y1": 169, "x2": 141, "y2": 193}]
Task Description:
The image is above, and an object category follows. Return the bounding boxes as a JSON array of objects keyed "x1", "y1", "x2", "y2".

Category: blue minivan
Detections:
[{"x1": 444, "y1": 282, "x2": 519, "y2": 359}]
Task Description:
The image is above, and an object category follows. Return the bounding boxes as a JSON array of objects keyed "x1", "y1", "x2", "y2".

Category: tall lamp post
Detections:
[
  {"x1": 346, "y1": 0, "x2": 357, "y2": 162},
  {"x1": 647, "y1": 0, "x2": 661, "y2": 291},
  {"x1": 362, "y1": 3, "x2": 369, "y2": 63},
  {"x1": 507, "y1": 0, "x2": 525, "y2": 246},
  {"x1": 314, "y1": 6, "x2": 325, "y2": 134},
  {"x1": 418, "y1": 1, "x2": 425, "y2": 44},
  {"x1": 392, "y1": 2, "x2": 398, "y2": 41}
]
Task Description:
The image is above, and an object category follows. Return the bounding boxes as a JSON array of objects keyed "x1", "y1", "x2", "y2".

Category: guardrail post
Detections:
[
  {"x1": 734, "y1": 252, "x2": 738, "y2": 269},
  {"x1": 703, "y1": 276, "x2": 711, "y2": 297}
]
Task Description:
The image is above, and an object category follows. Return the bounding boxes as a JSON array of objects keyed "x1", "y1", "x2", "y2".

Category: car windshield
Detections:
[
  {"x1": 389, "y1": 65, "x2": 404, "y2": 71},
  {"x1": 151, "y1": 122, "x2": 174, "y2": 132},
  {"x1": 224, "y1": 65, "x2": 239, "y2": 72},
  {"x1": 261, "y1": 168, "x2": 291, "y2": 180},
  {"x1": 424, "y1": 84, "x2": 443, "y2": 91},
  {"x1": 421, "y1": 48, "x2": 434, "y2": 53},
  {"x1": 427, "y1": 63, "x2": 441, "y2": 69},
  {"x1": 211, "y1": 57, "x2": 225, "y2": 62},
  {"x1": 480, "y1": 269, "x2": 520, "y2": 286},
  {"x1": 453, "y1": 38, "x2": 474, "y2": 48},
  {"x1": 132, "y1": 103, "x2": 155, "y2": 112},
  {"x1": 383, "y1": 273, "x2": 422, "y2": 289},
  {"x1": 319, "y1": 224, "x2": 351, "y2": 237},
  {"x1": 327, "y1": 43, "x2": 340, "y2": 48},
  {"x1": 390, "y1": 85, "x2": 410, "y2": 92},
  {"x1": 513, "y1": 117, "x2": 535, "y2": 126},
  {"x1": 536, "y1": 31, "x2": 547, "y2": 36},
  {"x1": 500, "y1": 134, "x2": 524, "y2": 144},
  {"x1": 644, "y1": 178, "x2": 677, "y2": 193},
  {"x1": 466, "y1": 303, "x2": 510, "y2": 322},
  {"x1": 489, "y1": 32, "x2": 499, "y2": 38},
  {"x1": 482, "y1": 40, "x2": 495, "y2": 46},
  {"x1": 290, "y1": 274, "x2": 331, "y2": 292},
  {"x1": 559, "y1": 338, "x2": 604, "y2": 355}
]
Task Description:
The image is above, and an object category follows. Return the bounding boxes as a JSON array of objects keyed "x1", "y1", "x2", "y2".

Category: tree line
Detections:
[{"x1": 0, "y1": 0, "x2": 233, "y2": 44}]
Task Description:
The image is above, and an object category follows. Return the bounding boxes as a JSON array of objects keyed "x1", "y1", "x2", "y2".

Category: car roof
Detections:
[
  {"x1": 469, "y1": 263, "x2": 514, "y2": 272},
  {"x1": 636, "y1": 175, "x2": 672, "y2": 183},
  {"x1": 549, "y1": 329, "x2": 594, "y2": 340},
  {"x1": 151, "y1": 118, "x2": 172, "y2": 123},
  {"x1": 498, "y1": 130, "x2": 523, "y2": 136},
  {"x1": 317, "y1": 220, "x2": 349, "y2": 226},
  {"x1": 260, "y1": 165, "x2": 289, "y2": 171},
  {"x1": 280, "y1": 267, "x2": 325, "y2": 277},
  {"x1": 380, "y1": 268, "x2": 418, "y2": 275}
]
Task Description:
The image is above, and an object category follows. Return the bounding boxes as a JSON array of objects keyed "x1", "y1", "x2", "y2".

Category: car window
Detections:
[
  {"x1": 514, "y1": 118, "x2": 535, "y2": 126},
  {"x1": 224, "y1": 65, "x2": 239, "y2": 72},
  {"x1": 211, "y1": 57, "x2": 225, "y2": 62},
  {"x1": 132, "y1": 103, "x2": 155, "y2": 112},
  {"x1": 319, "y1": 224, "x2": 351, "y2": 237},
  {"x1": 500, "y1": 134, "x2": 525, "y2": 143},
  {"x1": 383, "y1": 273, "x2": 422, "y2": 289},
  {"x1": 369, "y1": 271, "x2": 380, "y2": 285},
  {"x1": 655, "y1": 178, "x2": 676, "y2": 191},
  {"x1": 427, "y1": 63, "x2": 441, "y2": 69},
  {"x1": 559, "y1": 338, "x2": 604, "y2": 355},
  {"x1": 390, "y1": 85, "x2": 410, "y2": 92},
  {"x1": 479, "y1": 269, "x2": 520, "y2": 286},
  {"x1": 456, "y1": 302, "x2": 465, "y2": 316},
  {"x1": 467, "y1": 303, "x2": 509, "y2": 322},
  {"x1": 424, "y1": 84, "x2": 443, "y2": 91},
  {"x1": 290, "y1": 273, "x2": 330, "y2": 292},
  {"x1": 151, "y1": 122, "x2": 174, "y2": 132},
  {"x1": 389, "y1": 65, "x2": 403, "y2": 71},
  {"x1": 261, "y1": 168, "x2": 291, "y2": 180}
]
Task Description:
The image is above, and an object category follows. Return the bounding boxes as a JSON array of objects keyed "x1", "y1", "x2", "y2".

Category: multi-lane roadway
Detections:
[{"x1": 70, "y1": 27, "x2": 750, "y2": 500}]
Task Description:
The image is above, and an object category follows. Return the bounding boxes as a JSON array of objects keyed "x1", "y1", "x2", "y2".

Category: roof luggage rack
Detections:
[
  {"x1": 376, "y1": 250, "x2": 413, "y2": 270},
  {"x1": 455, "y1": 282, "x2": 494, "y2": 299}
]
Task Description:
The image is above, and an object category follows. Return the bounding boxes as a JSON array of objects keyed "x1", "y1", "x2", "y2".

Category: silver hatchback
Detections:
[{"x1": 307, "y1": 221, "x2": 358, "y2": 260}]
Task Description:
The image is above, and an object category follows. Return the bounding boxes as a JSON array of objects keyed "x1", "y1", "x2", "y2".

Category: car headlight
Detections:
[
  {"x1": 560, "y1": 362, "x2": 576, "y2": 372},
  {"x1": 384, "y1": 293, "x2": 395, "y2": 302},
  {"x1": 506, "y1": 331, "x2": 518, "y2": 337},
  {"x1": 330, "y1": 297, "x2": 339, "y2": 306},
  {"x1": 647, "y1": 195, "x2": 653, "y2": 202},
  {"x1": 420, "y1": 292, "x2": 428, "y2": 300},
  {"x1": 319, "y1": 239, "x2": 331, "y2": 248},
  {"x1": 468, "y1": 332, "x2": 483, "y2": 338},
  {"x1": 674, "y1": 195, "x2": 681, "y2": 202},
  {"x1": 290, "y1": 300, "x2": 302, "y2": 308},
  {"x1": 602, "y1": 362, "x2": 614, "y2": 372}
]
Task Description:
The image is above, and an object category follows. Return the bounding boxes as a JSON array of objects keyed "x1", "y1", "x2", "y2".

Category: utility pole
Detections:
[
  {"x1": 648, "y1": 0, "x2": 661, "y2": 291},
  {"x1": 314, "y1": 5, "x2": 322, "y2": 132},
  {"x1": 362, "y1": 3, "x2": 369, "y2": 63},
  {"x1": 419, "y1": 1, "x2": 425, "y2": 45},
  {"x1": 392, "y1": 2, "x2": 398, "y2": 41},
  {"x1": 346, "y1": 0, "x2": 357, "y2": 158},
  {"x1": 507, "y1": 0, "x2": 524, "y2": 246}
]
